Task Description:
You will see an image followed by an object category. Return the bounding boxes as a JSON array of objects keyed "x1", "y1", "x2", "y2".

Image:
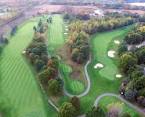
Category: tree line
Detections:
[
  {"x1": 67, "y1": 16, "x2": 135, "y2": 64},
  {"x1": 125, "y1": 24, "x2": 145, "y2": 45},
  {"x1": 25, "y1": 18, "x2": 64, "y2": 97},
  {"x1": 119, "y1": 24, "x2": 145, "y2": 108}
]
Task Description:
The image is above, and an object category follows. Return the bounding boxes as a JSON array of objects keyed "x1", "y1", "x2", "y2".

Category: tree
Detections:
[
  {"x1": 118, "y1": 43, "x2": 127, "y2": 56},
  {"x1": 124, "y1": 89, "x2": 137, "y2": 101},
  {"x1": 120, "y1": 52, "x2": 138, "y2": 73},
  {"x1": 70, "y1": 96, "x2": 80, "y2": 114},
  {"x1": 38, "y1": 19, "x2": 42, "y2": 27},
  {"x1": 34, "y1": 59, "x2": 45, "y2": 71},
  {"x1": 11, "y1": 26, "x2": 18, "y2": 36},
  {"x1": 121, "y1": 113, "x2": 131, "y2": 117},
  {"x1": 136, "y1": 46, "x2": 145, "y2": 64},
  {"x1": 38, "y1": 67, "x2": 56, "y2": 85},
  {"x1": 48, "y1": 79, "x2": 63, "y2": 96},
  {"x1": 86, "y1": 106, "x2": 106, "y2": 117},
  {"x1": 125, "y1": 32, "x2": 143, "y2": 45},
  {"x1": 58, "y1": 102, "x2": 76, "y2": 117},
  {"x1": 107, "y1": 102, "x2": 123, "y2": 117}
]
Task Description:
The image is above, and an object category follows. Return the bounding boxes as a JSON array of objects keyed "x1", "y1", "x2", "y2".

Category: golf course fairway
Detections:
[
  {"x1": 80, "y1": 26, "x2": 134, "y2": 112},
  {"x1": 0, "y1": 19, "x2": 56, "y2": 117}
]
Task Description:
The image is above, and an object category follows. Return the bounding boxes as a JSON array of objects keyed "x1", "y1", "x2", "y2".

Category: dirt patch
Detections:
[{"x1": 57, "y1": 44, "x2": 87, "y2": 85}]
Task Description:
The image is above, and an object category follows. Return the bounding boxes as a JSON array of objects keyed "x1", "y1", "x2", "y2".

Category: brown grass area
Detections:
[{"x1": 57, "y1": 44, "x2": 87, "y2": 85}]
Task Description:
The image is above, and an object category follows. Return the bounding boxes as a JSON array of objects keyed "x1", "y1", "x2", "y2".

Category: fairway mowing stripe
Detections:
[
  {"x1": 0, "y1": 20, "x2": 50, "y2": 117},
  {"x1": 2, "y1": 61, "x2": 24, "y2": 89}
]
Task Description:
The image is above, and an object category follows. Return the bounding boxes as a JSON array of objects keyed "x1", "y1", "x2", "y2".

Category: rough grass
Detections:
[
  {"x1": 0, "y1": 18, "x2": 56, "y2": 117},
  {"x1": 99, "y1": 97, "x2": 141, "y2": 117}
]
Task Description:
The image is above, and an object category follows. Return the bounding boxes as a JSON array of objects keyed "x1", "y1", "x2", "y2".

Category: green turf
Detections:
[
  {"x1": 99, "y1": 97, "x2": 141, "y2": 117},
  {"x1": 47, "y1": 14, "x2": 85, "y2": 95},
  {"x1": 0, "y1": 18, "x2": 56, "y2": 117},
  {"x1": 80, "y1": 26, "x2": 134, "y2": 112},
  {"x1": 48, "y1": 14, "x2": 65, "y2": 54},
  {"x1": 59, "y1": 63, "x2": 85, "y2": 94}
]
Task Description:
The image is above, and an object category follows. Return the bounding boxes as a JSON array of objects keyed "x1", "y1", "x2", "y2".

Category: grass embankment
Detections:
[{"x1": 0, "y1": 17, "x2": 56, "y2": 117}]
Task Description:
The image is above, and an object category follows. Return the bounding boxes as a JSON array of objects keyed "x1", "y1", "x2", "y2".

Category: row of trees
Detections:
[
  {"x1": 125, "y1": 24, "x2": 145, "y2": 45},
  {"x1": 119, "y1": 24, "x2": 145, "y2": 108},
  {"x1": 25, "y1": 19, "x2": 63, "y2": 96},
  {"x1": 58, "y1": 96, "x2": 132, "y2": 117},
  {"x1": 67, "y1": 16, "x2": 134, "y2": 64}
]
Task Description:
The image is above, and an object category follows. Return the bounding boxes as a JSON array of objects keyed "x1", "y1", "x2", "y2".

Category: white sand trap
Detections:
[
  {"x1": 116, "y1": 74, "x2": 122, "y2": 78},
  {"x1": 64, "y1": 33, "x2": 68, "y2": 35},
  {"x1": 65, "y1": 26, "x2": 68, "y2": 28},
  {"x1": 114, "y1": 40, "x2": 120, "y2": 45},
  {"x1": 108, "y1": 50, "x2": 116, "y2": 58},
  {"x1": 94, "y1": 63, "x2": 104, "y2": 69},
  {"x1": 22, "y1": 51, "x2": 26, "y2": 54},
  {"x1": 65, "y1": 28, "x2": 68, "y2": 31}
]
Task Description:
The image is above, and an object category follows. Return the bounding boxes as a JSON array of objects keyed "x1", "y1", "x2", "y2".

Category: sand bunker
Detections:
[
  {"x1": 22, "y1": 51, "x2": 26, "y2": 54},
  {"x1": 114, "y1": 40, "x2": 120, "y2": 45},
  {"x1": 65, "y1": 28, "x2": 68, "y2": 31},
  {"x1": 94, "y1": 63, "x2": 104, "y2": 69},
  {"x1": 116, "y1": 74, "x2": 122, "y2": 78},
  {"x1": 64, "y1": 33, "x2": 68, "y2": 35},
  {"x1": 108, "y1": 50, "x2": 116, "y2": 58}
]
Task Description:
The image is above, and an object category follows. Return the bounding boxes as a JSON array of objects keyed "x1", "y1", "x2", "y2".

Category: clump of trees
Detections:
[
  {"x1": 68, "y1": 31, "x2": 90, "y2": 64},
  {"x1": 68, "y1": 16, "x2": 134, "y2": 64},
  {"x1": 125, "y1": 25, "x2": 145, "y2": 45},
  {"x1": 58, "y1": 96, "x2": 80, "y2": 117},
  {"x1": 11, "y1": 26, "x2": 18, "y2": 36},
  {"x1": 26, "y1": 19, "x2": 63, "y2": 96},
  {"x1": 119, "y1": 24, "x2": 145, "y2": 108}
]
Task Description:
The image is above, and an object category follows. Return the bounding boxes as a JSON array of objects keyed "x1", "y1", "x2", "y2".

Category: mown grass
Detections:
[
  {"x1": 46, "y1": 14, "x2": 140, "y2": 116},
  {"x1": 80, "y1": 25, "x2": 134, "y2": 112},
  {"x1": 0, "y1": 17, "x2": 56, "y2": 117}
]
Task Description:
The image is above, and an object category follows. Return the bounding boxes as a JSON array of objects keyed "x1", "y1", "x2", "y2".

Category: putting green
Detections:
[
  {"x1": 59, "y1": 63, "x2": 85, "y2": 95},
  {"x1": 70, "y1": 81, "x2": 85, "y2": 94},
  {"x1": 80, "y1": 25, "x2": 134, "y2": 112},
  {"x1": 0, "y1": 17, "x2": 56, "y2": 117},
  {"x1": 91, "y1": 27, "x2": 132, "y2": 80}
]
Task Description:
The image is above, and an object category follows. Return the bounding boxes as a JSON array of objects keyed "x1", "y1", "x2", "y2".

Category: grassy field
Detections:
[{"x1": 0, "y1": 18, "x2": 56, "y2": 117}]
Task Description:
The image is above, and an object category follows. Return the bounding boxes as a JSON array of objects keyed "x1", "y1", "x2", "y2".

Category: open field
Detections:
[{"x1": 0, "y1": 18, "x2": 56, "y2": 117}]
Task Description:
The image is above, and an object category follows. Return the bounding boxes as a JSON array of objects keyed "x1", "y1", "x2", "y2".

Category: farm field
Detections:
[{"x1": 0, "y1": 18, "x2": 56, "y2": 117}]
